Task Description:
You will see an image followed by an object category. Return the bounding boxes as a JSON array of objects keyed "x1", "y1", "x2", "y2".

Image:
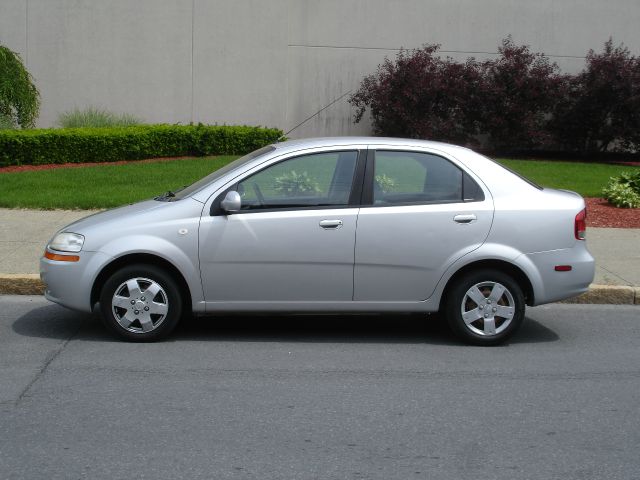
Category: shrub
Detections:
[
  {"x1": 57, "y1": 106, "x2": 142, "y2": 128},
  {"x1": 349, "y1": 37, "x2": 640, "y2": 154},
  {"x1": 602, "y1": 171, "x2": 640, "y2": 208},
  {"x1": 549, "y1": 39, "x2": 640, "y2": 154},
  {"x1": 349, "y1": 44, "x2": 483, "y2": 144},
  {"x1": 0, "y1": 45, "x2": 40, "y2": 128},
  {"x1": 0, "y1": 124, "x2": 283, "y2": 167},
  {"x1": 349, "y1": 38, "x2": 562, "y2": 149},
  {"x1": 478, "y1": 37, "x2": 562, "y2": 151}
]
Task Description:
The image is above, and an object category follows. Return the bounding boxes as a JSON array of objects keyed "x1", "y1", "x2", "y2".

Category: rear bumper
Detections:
[
  {"x1": 521, "y1": 243, "x2": 595, "y2": 305},
  {"x1": 40, "y1": 250, "x2": 112, "y2": 313}
]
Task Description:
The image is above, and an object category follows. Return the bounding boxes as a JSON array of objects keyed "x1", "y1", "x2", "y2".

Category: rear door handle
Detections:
[
  {"x1": 319, "y1": 219, "x2": 343, "y2": 229},
  {"x1": 453, "y1": 214, "x2": 477, "y2": 224}
]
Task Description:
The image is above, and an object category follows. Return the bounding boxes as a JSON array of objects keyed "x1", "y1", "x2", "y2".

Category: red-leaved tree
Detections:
[
  {"x1": 477, "y1": 37, "x2": 562, "y2": 151},
  {"x1": 349, "y1": 44, "x2": 483, "y2": 145},
  {"x1": 549, "y1": 39, "x2": 640, "y2": 154}
]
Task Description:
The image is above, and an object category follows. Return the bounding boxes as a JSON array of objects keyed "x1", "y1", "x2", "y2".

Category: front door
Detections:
[{"x1": 199, "y1": 149, "x2": 364, "y2": 306}]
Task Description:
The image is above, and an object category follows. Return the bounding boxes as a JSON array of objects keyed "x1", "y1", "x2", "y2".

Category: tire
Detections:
[
  {"x1": 444, "y1": 269, "x2": 525, "y2": 346},
  {"x1": 99, "y1": 264, "x2": 183, "y2": 342}
]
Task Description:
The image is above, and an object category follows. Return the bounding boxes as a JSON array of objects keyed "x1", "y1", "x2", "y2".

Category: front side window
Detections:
[
  {"x1": 237, "y1": 151, "x2": 358, "y2": 210},
  {"x1": 373, "y1": 151, "x2": 483, "y2": 205}
]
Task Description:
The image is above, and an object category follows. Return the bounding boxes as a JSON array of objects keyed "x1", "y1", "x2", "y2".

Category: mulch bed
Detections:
[
  {"x1": 585, "y1": 197, "x2": 640, "y2": 229},
  {"x1": 1, "y1": 159, "x2": 638, "y2": 228}
]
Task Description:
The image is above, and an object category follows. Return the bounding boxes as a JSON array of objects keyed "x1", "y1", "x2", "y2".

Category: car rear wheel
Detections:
[
  {"x1": 99, "y1": 264, "x2": 182, "y2": 342},
  {"x1": 445, "y1": 269, "x2": 525, "y2": 346}
]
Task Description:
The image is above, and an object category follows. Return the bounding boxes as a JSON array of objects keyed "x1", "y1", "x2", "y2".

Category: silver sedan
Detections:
[{"x1": 40, "y1": 137, "x2": 595, "y2": 345}]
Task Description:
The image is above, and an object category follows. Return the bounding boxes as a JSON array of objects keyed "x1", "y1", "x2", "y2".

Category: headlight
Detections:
[{"x1": 48, "y1": 232, "x2": 85, "y2": 253}]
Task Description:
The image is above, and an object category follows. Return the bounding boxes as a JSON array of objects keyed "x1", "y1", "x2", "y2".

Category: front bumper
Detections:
[{"x1": 40, "y1": 250, "x2": 113, "y2": 313}]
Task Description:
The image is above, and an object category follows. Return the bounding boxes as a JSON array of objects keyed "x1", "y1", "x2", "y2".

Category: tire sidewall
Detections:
[
  {"x1": 446, "y1": 269, "x2": 525, "y2": 346},
  {"x1": 99, "y1": 264, "x2": 183, "y2": 342}
]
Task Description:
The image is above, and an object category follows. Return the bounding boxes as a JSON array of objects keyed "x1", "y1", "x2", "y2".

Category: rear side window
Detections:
[{"x1": 373, "y1": 151, "x2": 483, "y2": 205}]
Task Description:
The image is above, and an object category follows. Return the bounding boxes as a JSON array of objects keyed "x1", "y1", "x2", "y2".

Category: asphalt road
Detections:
[{"x1": 1, "y1": 296, "x2": 639, "y2": 480}]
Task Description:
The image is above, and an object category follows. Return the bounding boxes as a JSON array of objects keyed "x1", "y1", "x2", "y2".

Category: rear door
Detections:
[{"x1": 354, "y1": 148, "x2": 493, "y2": 301}]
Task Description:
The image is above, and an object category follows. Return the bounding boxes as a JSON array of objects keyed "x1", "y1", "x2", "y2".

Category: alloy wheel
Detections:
[
  {"x1": 111, "y1": 277, "x2": 169, "y2": 334},
  {"x1": 460, "y1": 281, "x2": 515, "y2": 336}
]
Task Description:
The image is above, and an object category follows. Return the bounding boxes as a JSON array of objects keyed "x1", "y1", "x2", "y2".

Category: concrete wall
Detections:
[{"x1": 1, "y1": 0, "x2": 639, "y2": 137}]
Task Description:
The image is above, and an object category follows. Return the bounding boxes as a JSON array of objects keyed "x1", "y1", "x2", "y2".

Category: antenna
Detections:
[{"x1": 279, "y1": 89, "x2": 353, "y2": 141}]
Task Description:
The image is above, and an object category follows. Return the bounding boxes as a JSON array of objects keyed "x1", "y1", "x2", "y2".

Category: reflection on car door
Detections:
[
  {"x1": 199, "y1": 150, "x2": 364, "y2": 305},
  {"x1": 354, "y1": 149, "x2": 493, "y2": 302}
]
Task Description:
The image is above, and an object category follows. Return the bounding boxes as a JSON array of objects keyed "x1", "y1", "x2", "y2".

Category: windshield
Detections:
[{"x1": 169, "y1": 145, "x2": 276, "y2": 200}]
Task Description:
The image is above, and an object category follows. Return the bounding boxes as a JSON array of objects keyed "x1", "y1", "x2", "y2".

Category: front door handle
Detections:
[
  {"x1": 453, "y1": 214, "x2": 477, "y2": 224},
  {"x1": 319, "y1": 219, "x2": 343, "y2": 229}
]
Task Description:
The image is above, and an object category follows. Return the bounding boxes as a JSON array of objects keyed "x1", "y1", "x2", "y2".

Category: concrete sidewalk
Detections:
[{"x1": 0, "y1": 208, "x2": 638, "y2": 303}]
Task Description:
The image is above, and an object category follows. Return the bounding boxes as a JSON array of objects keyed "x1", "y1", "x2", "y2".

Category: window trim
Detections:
[{"x1": 210, "y1": 149, "x2": 367, "y2": 216}]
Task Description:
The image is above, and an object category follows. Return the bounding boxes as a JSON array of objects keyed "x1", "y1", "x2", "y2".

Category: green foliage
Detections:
[
  {"x1": 0, "y1": 113, "x2": 16, "y2": 130},
  {"x1": 374, "y1": 173, "x2": 397, "y2": 193},
  {"x1": 274, "y1": 171, "x2": 320, "y2": 196},
  {"x1": 0, "y1": 45, "x2": 40, "y2": 128},
  {"x1": 602, "y1": 171, "x2": 640, "y2": 208},
  {"x1": 0, "y1": 124, "x2": 283, "y2": 167},
  {"x1": 57, "y1": 106, "x2": 142, "y2": 128}
]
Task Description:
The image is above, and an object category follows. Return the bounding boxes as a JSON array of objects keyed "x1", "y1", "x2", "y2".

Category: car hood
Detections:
[
  {"x1": 59, "y1": 200, "x2": 171, "y2": 235},
  {"x1": 50, "y1": 197, "x2": 206, "y2": 254}
]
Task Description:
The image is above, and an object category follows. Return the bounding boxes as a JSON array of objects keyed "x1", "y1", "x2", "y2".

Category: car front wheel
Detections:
[
  {"x1": 445, "y1": 269, "x2": 525, "y2": 346},
  {"x1": 99, "y1": 264, "x2": 183, "y2": 342}
]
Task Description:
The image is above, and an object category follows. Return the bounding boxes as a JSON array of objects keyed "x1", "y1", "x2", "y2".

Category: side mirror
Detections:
[{"x1": 220, "y1": 190, "x2": 241, "y2": 213}]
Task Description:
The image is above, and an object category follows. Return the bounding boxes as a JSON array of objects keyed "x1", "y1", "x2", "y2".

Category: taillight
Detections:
[{"x1": 575, "y1": 208, "x2": 586, "y2": 240}]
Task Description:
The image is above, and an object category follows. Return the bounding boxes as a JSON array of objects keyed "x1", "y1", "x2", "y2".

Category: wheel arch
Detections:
[
  {"x1": 91, "y1": 253, "x2": 193, "y2": 314},
  {"x1": 438, "y1": 259, "x2": 535, "y2": 311}
]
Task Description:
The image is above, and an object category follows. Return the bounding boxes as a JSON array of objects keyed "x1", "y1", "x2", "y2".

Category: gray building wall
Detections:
[{"x1": 1, "y1": 0, "x2": 639, "y2": 138}]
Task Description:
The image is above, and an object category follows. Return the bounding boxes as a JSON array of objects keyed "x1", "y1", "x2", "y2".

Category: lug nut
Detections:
[
  {"x1": 130, "y1": 300, "x2": 135, "y2": 305},
  {"x1": 141, "y1": 296, "x2": 145, "y2": 301},
  {"x1": 134, "y1": 310, "x2": 139, "y2": 314},
  {"x1": 144, "y1": 306, "x2": 149, "y2": 311},
  {"x1": 493, "y1": 308, "x2": 497, "y2": 312},
  {"x1": 479, "y1": 305, "x2": 483, "y2": 310}
]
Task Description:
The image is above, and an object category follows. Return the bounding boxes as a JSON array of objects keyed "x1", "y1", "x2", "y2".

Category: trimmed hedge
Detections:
[{"x1": 0, "y1": 124, "x2": 283, "y2": 167}]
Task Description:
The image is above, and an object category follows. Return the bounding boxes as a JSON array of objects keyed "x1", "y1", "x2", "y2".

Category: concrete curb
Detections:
[
  {"x1": 560, "y1": 285, "x2": 640, "y2": 306},
  {"x1": 0, "y1": 274, "x2": 638, "y2": 305}
]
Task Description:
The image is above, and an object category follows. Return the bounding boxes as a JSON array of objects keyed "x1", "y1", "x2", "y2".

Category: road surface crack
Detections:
[{"x1": 14, "y1": 323, "x2": 83, "y2": 406}]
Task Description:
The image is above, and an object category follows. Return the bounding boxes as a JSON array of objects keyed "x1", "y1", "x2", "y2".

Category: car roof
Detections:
[{"x1": 272, "y1": 136, "x2": 471, "y2": 155}]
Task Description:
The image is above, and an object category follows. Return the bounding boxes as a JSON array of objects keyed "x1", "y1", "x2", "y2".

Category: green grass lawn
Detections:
[
  {"x1": 0, "y1": 155, "x2": 638, "y2": 210},
  {"x1": 0, "y1": 156, "x2": 239, "y2": 210},
  {"x1": 496, "y1": 159, "x2": 639, "y2": 198}
]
